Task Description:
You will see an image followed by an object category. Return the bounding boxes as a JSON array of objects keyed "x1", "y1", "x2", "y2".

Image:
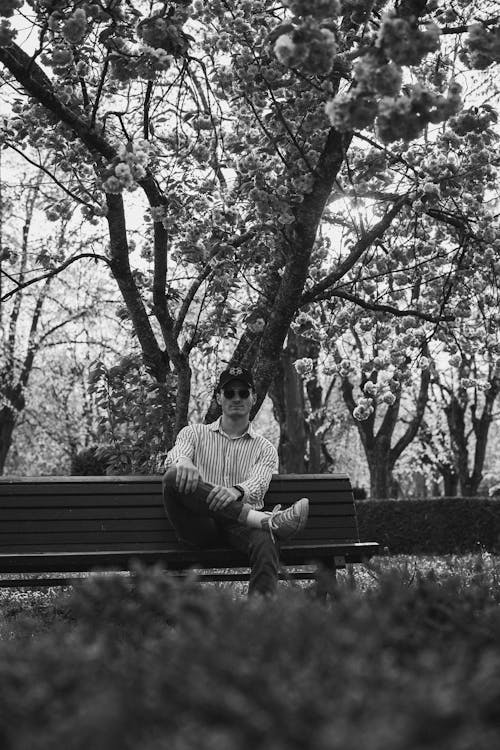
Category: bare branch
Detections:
[
  {"x1": 4, "y1": 142, "x2": 94, "y2": 208},
  {"x1": 1, "y1": 253, "x2": 111, "y2": 303}
]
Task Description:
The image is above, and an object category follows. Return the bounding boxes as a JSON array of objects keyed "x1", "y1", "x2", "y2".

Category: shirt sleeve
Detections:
[
  {"x1": 238, "y1": 440, "x2": 279, "y2": 509},
  {"x1": 164, "y1": 425, "x2": 196, "y2": 469}
]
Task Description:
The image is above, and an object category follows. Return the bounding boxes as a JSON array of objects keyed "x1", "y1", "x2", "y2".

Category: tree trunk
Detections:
[
  {"x1": 0, "y1": 406, "x2": 16, "y2": 475},
  {"x1": 365, "y1": 438, "x2": 396, "y2": 499},
  {"x1": 305, "y1": 366, "x2": 324, "y2": 473},
  {"x1": 440, "y1": 464, "x2": 458, "y2": 497},
  {"x1": 270, "y1": 356, "x2": 307, "y2": 474}
]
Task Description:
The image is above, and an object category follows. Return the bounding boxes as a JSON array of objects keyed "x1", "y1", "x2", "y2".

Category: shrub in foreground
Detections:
[{"x1": 0, "y1": 559, "x2": 499, "y2": 749}]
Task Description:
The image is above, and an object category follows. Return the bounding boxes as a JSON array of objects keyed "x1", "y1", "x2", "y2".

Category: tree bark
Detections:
[
  {"x1": 269, "y1": 354, "x2": 307, "y2": 474},
  {"x1": 0, "y1": 406, "x2": 17, "y2": 474}
]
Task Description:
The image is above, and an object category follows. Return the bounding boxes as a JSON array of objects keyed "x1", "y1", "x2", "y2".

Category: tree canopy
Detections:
[{"x1": 1, "y1": 0, "x2": 499, "y2": 478}]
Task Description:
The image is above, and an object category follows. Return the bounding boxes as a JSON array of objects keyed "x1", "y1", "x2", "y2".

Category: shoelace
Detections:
[{"x1": 267, "y1": 503, "x2": 296, "y2": 543}]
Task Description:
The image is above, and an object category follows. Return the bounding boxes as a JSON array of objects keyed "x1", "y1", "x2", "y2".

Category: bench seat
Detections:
[{"x1": 0, "y1": 474, "x2": 379, "y2": 587}]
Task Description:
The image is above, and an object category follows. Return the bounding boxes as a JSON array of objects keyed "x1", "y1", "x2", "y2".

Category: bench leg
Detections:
[{"x1": 314, "y1": 562, "x2": 337, "y2": 601}]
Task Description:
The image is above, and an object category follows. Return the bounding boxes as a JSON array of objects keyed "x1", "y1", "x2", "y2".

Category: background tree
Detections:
[{"x1": 0, "y1": 173, "x2": 113, "y2": 472}]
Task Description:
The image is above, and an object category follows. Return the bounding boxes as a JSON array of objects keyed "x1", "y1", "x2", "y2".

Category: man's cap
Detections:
[{"x1": 217, "y1": 366, "x2": 255, "y2": 391}]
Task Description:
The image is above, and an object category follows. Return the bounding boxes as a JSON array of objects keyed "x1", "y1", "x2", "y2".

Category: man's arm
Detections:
[
  {"x1": 237, "y1": 440, "x2": 279, "y2": 509},
  {"x1": 164, "y1": 426, "x2": 200, "y2": 494}
]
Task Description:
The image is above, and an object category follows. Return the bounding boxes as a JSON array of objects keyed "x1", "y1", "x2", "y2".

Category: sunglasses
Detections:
[{"x1": 223, "y1": 388, "x2": 250, "y2": 399}]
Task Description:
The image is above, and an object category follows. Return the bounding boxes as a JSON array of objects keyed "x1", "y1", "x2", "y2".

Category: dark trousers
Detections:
[{"x1": 162, "y1": 467, "x2": 279, "y2": 596}]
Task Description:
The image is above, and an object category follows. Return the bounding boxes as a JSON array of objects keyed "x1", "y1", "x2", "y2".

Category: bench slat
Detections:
[
  {"x1": 0, "y1": 491, "x2": 356, "y2": 507},
  {"x1": 0, "y1": 526, "x2": 359, "y2": 546},
  {"x1": 0, "y1": 515, "x2": 358, "y2": 531},
  {"x1": 0, "y1": 504, "x2": 357, "y2": 521}
]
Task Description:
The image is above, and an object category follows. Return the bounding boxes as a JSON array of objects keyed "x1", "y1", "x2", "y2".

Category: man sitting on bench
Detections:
[{"x1": 162, "y1": 366, "x2": 309, "y2": 596}]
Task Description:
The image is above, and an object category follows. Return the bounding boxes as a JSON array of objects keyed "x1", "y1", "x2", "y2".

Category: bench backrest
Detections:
[{"x1": 0, "y1": 474, "x2": 360, "y2": 553}]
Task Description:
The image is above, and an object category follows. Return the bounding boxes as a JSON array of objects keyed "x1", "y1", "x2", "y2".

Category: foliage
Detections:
[
  {"x1": 1, "y1": 559, "x2": 500, "y2": 748},
  {"x1": 70, "y1": 445, "x2": 108, "y2": 476},
  {"x1": 88, "y1": 355, "x2": 176, "y2": 474}
]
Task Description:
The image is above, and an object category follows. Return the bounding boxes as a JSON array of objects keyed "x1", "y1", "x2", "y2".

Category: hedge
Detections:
[
  {"x1": 1, "y1": 561, "x2": 500, "y2": 750},
  {"x1": 356, "y1": 497, "x2": 500, "y2": 555}
]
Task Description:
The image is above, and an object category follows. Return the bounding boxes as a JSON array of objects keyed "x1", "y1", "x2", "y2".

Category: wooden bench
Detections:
[{"x1": 0, "y1": 474, "x2": 379, "y2": 589}]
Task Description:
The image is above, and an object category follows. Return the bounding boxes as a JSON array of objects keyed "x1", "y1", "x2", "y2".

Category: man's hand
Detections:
[
  {"x1": 206, "y1": 485, "x2": 241, "y2": 511},
  {"x1": 174, "y1": 458, "x2": 200, "y2": 495}
]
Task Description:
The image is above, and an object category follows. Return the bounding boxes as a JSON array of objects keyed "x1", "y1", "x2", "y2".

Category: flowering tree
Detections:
[{"x1": 1, "y1": 0, "x2": 499, "y2": 457}]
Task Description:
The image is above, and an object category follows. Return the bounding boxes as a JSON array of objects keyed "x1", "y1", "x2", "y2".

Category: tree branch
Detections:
[
  {"x1": 301, "y1": 196, "x2": 408, "y2": 305},
  {"x1": 313, "y1": 288, "x2": 454, "y2": 323},
  {"x1": 1, "y1": 253, "x2": 111, "y2": 303}
]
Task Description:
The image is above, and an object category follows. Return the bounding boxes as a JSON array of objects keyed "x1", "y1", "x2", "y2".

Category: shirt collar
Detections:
[{"x1": 209, "y1": 416, "x2": 256, "y2": 439}]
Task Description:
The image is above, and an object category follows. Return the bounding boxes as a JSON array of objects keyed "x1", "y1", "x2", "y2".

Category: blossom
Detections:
[
  {"x1": 286, "y1": 0, "x2": 341, "y2": 18},
  {"x1": 274, "y1": 33, "x2": 307, "y2": 67},
  {"x1": 293, "y1": 357, "x2": 314, "y2": 377},
  {"x1": 102, "y1": 176, "x2": 122, "y2": 194},
  {"x1": 383, "y1": 392, "x2": 396, "y2": 406},
  {"x1": 353, "y1": 54, "x2": 403, "y2": 97},
  {"x1": 0, "y1": 0, "x2": 23, "y2": 18},
  {"x1": 353, "y1": 403, "x2": 374, "y2": 421},
  {"x1": 248, "y1": 318, "x2": 265, "y2": 333},
  {"x1": 115, "y1": 163, "x2": 132, "y2": 180},
  {"x1": 274, "y1": 27, "x2": 337, "y2": 74},
  {"x1": 338, "y1": 358, "x2": 353, "y2": 376},
  {"x1": 363, "y1": 381, "x2": 377, "y2": 396},
  {"x1": 150, "y1": 205, "x2": 168, "y2": 222},
  {"x1": 325, "y1": 91, "x2": 378, "y2": 131},
  {"x1": 377, "y1": 14, "x2": 440, "y2": 66},
  {"x1": 460, "y1": 378, "x2": 476, "y2": 388},
  {"x1": 0, "y1": 18, "x2": 16, "y2": 45},
  {"x1": 51, "y1": 47, "x2": 74, "y2": 68},
  {"x1": 62, "y1": 8, "x2": 88, "y2": 44},
  {"x1": 461, "y1": 23, "x2": 500, "y2": 70}
]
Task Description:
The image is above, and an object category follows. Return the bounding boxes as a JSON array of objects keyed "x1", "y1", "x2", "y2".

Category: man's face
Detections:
[{"x1": 217, "y1": 378, "x2": 256, "y2": 417}]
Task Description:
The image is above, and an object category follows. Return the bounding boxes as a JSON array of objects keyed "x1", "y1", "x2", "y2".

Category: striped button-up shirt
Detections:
[{"x1": 164, "y1": 417, "x2": 279, "y2": 508}]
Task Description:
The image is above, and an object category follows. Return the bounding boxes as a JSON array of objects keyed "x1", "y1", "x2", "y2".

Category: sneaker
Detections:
[{"x1": 266, "y1": 498, "x2": 309, "y2": 541}]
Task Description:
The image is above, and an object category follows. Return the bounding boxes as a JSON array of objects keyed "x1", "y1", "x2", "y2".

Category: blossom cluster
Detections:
[
  {"x1": 285, "y1": 0, "x2": 341, "y2": 19},
  {"x1": 325, "y1": 91, "x2": 378, "y2": 131},
  {"x1": 460, "y1": 378, "x2": 492, "y2": 391},
  {"x1": 377, "y1": 14, "x2": 440, "y2": 66},
  {"x1": 0, "y1": 0, "x2": 22, "y2": 18},
  {"x1": 0, "y1": 18, "x2": 16, "y2": 45},
  {"x1": 101, "y1": 140, "x2": 153, "y2": 194},
  {"x1": 353, "y1": 53, "x2": 403, "y2": 97},
  {"x1": 293, "y1": 357, "x2": 314, "y2": 377},
  {"x1": 375, "y1": 82, "x2": 462, "y2": 144},
  {"x1": 136, "y1": 14, "x2": 190, "y2": 57},
  {"x1": 149, "y1": 204, "x2": 168, "y2": 228},
  {"x1": 62, "y1": 8, "x2": 88, "y2": 44},
  {"x1": 274, "y1": 26, "x2": 337, "y2": 74},
  {"x1": 461, "y1": 23, "x2": 500, "y2": 70},
  {"x1": 353, "y1": 397, "x2": 374, "y2": 421}
]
